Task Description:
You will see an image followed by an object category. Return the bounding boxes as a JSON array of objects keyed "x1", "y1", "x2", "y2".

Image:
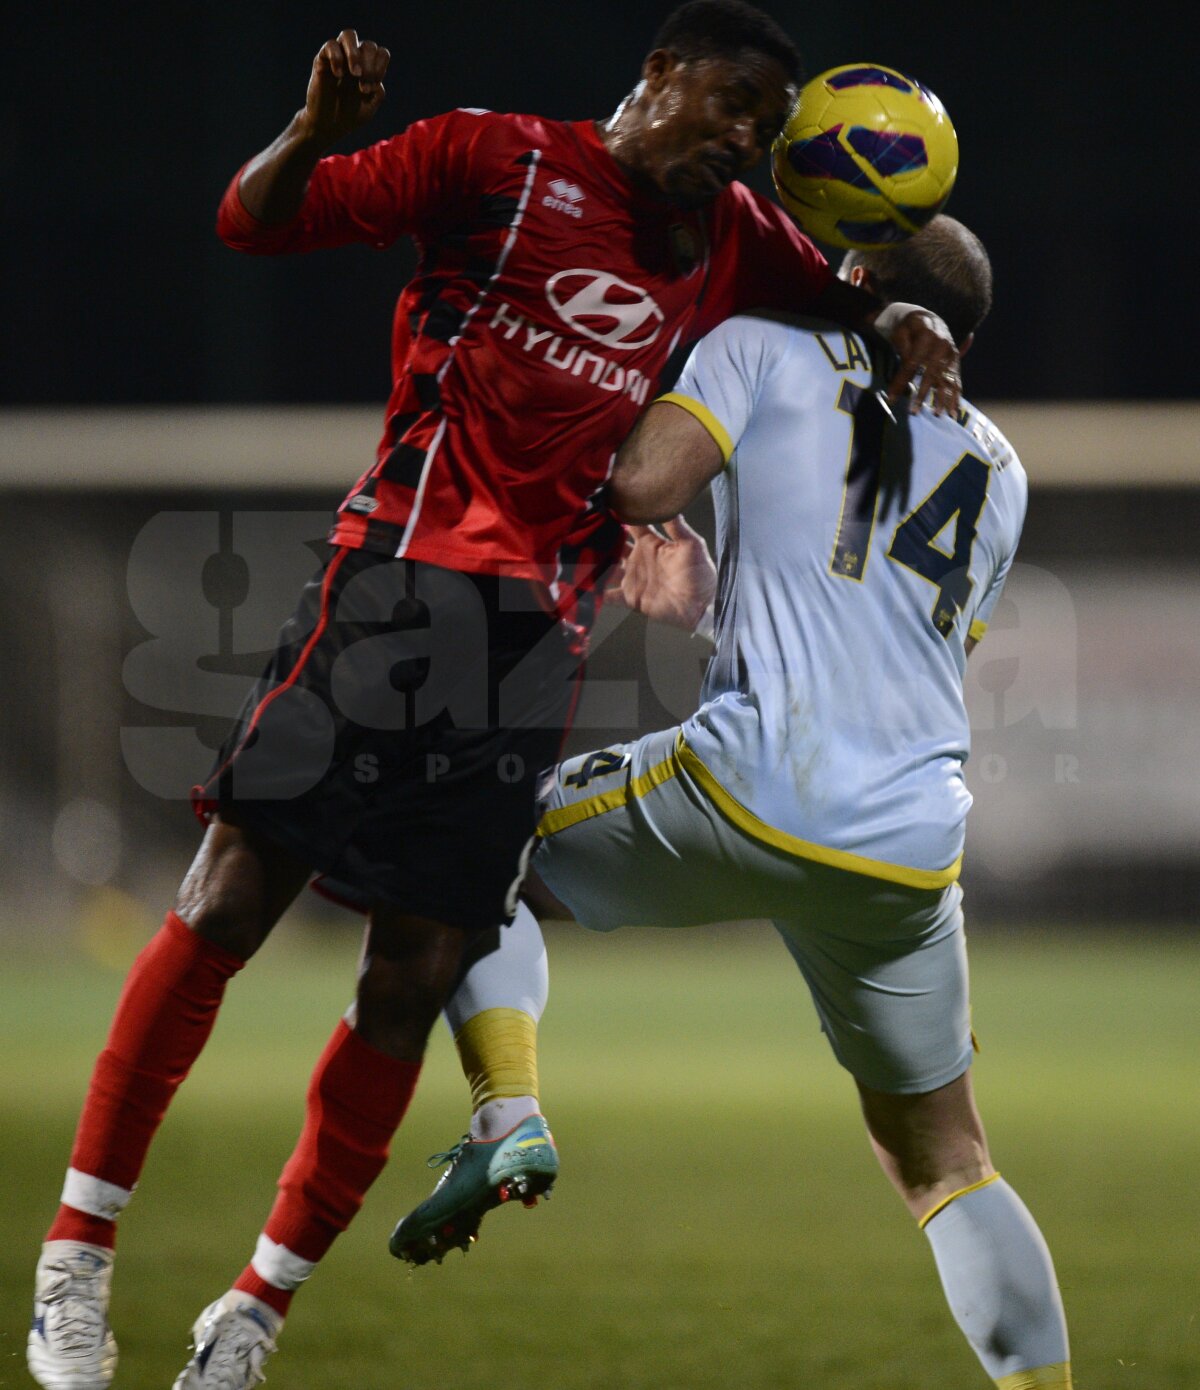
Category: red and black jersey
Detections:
[{"x1": 217, "y1": 109, "x2": 831, "y2": 625}]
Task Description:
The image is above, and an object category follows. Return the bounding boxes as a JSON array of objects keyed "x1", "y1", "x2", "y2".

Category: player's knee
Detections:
[
  {"x1": 174, "y1": 856, "x2": 274, "y2": 958},
  {"x1": 177, "y1": 893, "x2": 269, "y2": 960},
  {"x1": 353, "y1": 954, "x2": 448, "y2": 1061},
  {"x1": 859, "y1": 1074, "x2": 991, "y2": 1215},
  {"x1": 893, "y1": 1156, "x2": 994, "y2": 1215},
  {"x1": 353, "y1": 997, "x2": 440, "y2": 1061},
  {"x1": 174, "y1": 820, "x2": 306, "y2": 958}
]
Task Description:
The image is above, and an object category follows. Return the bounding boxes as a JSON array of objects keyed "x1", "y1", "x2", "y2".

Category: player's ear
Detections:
[
  {"x1": 848, "y1": 264, "x2": 871, "y2": 292},
  {"x1": 958, "y1": 331, "x2": 974, "y2": 358},
  {"x1": 642, "y1": 49, "x2": 678, "y2": 94}
]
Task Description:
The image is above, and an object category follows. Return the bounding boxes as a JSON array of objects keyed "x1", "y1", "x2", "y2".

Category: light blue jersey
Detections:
[{"x1": 662, "y1": 314, "x2": 1026, "y2": 885}]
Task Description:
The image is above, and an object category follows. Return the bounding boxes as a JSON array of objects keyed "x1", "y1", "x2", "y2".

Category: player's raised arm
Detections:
[
  {"x1": 610, "y1": 402, "x2": 727, "y2": 524},
  {"x1": 237, "y1": 30, "x2": 391, "y2": 226},
  {"x1": 810, "y1": 275, "x2": 961, "y2": 416}
]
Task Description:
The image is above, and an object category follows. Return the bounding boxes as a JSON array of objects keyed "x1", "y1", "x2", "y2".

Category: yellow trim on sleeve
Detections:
[
  {"x1": 537, "y1": 749, "x2": 682, "y2": 839},
  {"x1": 995, "y1": 1363, "x2": 1073, "y2": 1390},
  {"x1": 917, "y1": 1171, "x2": 1001, "y2": 1230},
  {"x1": 676, "y1": 737, "x2": 963, "y2": 890},
  {"x1": 968, "y1": 618, "x2": 988, "y2": 643},
  {"x1": 656, "y1": 392, "x2": 735, "y2": 463}
]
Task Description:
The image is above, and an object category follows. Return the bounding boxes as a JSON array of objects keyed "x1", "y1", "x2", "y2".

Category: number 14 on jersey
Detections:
[{"x1": 829, "y1": 380, "x2": 989, "y2": 638}]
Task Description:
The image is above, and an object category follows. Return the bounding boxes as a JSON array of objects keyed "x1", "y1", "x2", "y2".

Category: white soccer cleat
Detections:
[
  {"x1": 172, "y1": 1291, "x2": 283, "y2": 1390},
  {"x1": 28, "y1": 1240, "x2": 118, "y2": 1390}
]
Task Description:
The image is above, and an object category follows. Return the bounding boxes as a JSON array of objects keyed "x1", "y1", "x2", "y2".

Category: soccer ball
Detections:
[{"x1": 771, "y1": 63, "x2": 959, "y2": 251}]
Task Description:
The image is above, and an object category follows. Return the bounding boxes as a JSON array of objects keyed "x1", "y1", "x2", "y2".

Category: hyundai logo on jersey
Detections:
[{"x1": 544, "y1": 270, "x2": 665, "y2": 350}]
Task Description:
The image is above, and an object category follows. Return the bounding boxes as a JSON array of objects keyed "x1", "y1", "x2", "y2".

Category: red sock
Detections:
[
  {"x1": 47, "y1": 912, "x2": 244, "y2": 1248},
  {"x1": 234, "y1": 1267, "x2": 294, "y2": 1318},
  {"x1": 232, "y1": 1021, "x2": 420, "y2": 1315}
]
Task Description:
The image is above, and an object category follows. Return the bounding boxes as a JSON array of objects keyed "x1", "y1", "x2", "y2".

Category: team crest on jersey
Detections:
[{"x1": 543, "y1": 178, "x2": 585, "y2": 218}]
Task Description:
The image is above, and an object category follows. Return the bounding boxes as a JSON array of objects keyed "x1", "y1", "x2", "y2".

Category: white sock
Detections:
[
  {"x1": 444, "y1": 902, "x2": 548, "y2": 1033},
  {"x1": 470, "y1": 1095, "x2": 540, "y2": 1141},
  {"x1": 61, "y1": 1168, "x2": 133, "y2": 1221},
  {"x1": 923, "y1": 1176, "x2": 1069, "y2": 1381},
  {"x1": 250, "y1": 1234, "x2": 315, "y2": 1292}
]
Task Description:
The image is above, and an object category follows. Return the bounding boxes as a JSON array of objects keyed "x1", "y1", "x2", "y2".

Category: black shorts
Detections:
[{"x1": 195, "y1": 547, "x2": 582, "y2": 930}]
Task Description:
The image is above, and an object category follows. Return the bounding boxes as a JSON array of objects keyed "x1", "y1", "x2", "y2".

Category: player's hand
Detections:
[
  {"x1": 605, "y1": 517, "x2": 716, "y2": 632},
  {"x1": 301, "y1": 30, "x2": 390, "y2": 146},
  {"x1": 880, "y1": 307, "x2": 961, "y2": 416}
]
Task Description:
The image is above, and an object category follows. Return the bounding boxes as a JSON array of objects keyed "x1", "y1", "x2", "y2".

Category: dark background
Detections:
[
  {"x1": 3, "y1": 2, "x2": 1196, "y2": 929},
  {"x1": 4, "y1": 1, "x2": 1182, "y2": 407}
]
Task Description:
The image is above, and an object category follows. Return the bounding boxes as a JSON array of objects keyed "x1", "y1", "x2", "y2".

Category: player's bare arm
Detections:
[
  {"x1": 237, "y1": 31, "x2": 391, "y2": 225},
  {"x1": 810, "y1": 276, "x2": 961, "y2": 417},
  {"x1": 610, "y1": 402, "x2": 725, "y2": 523}
]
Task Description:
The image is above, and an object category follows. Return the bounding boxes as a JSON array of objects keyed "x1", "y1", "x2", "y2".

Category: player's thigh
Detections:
[
  {"x1": 773, "y1": 874, "x2": 972, "y2": 1095},
  {"x1": 199, "y1": 551, "x2": 580, "y2": 931},
  {"x1": 535, "y1": 727, "x2": 750, "y2": 931}
]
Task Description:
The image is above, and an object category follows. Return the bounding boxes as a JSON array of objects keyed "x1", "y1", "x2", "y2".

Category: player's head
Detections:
[
  {"x1": 839, "y1": 217, "x2": 993, "y2": 352},
  {"x1": 617, "y1": 1, "x2": 802, "y2": 208}
]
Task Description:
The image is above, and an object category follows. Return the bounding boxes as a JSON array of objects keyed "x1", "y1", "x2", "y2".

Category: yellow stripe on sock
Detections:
[
  {"x1": 453, "y1": 1008, "x2": 538, "y2": 1110},
  {"x1": 917, "y1": 1171, "x2": 1001, "y2": 1230},
  {"x1": 995, "y1": 1363, "x2": 1073, "y2": 1390}
]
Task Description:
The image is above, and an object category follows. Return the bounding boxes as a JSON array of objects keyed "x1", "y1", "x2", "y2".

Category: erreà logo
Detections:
[
  {"x1": 545, "y1": 270, "x2": 664, "y2": 350},
  {"x1": 543, "y1": 178, "x2": 585, "y2": 219}
]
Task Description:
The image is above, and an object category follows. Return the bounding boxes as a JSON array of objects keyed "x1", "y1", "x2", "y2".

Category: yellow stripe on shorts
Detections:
[
  {"x1": 537, "y1": 748, "x2": 682, "y2": 838},
  {"x1": 677, "y1": 737, "x2": 963, "y2": 890}
]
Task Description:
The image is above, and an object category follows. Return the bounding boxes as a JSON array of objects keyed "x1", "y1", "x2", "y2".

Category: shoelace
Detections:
[
  {"x1": 426, "y1": 1135, "x2": 470, "y2": 1169},
  {"x1": 39, "y1": 1262, "x2": 108, "y2": 1355},
  {"x1": 194, "y1": 1315, "x2": 277, "y2": 1390}
]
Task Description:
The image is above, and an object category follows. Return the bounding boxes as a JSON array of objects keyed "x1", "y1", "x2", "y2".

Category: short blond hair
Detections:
[{"x1": 840, "y1": 216, "x2": 993, "y2": 346}]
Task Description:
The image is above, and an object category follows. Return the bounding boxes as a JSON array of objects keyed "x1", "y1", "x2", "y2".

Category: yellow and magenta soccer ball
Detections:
[{"x1": 772, "y1": 63, "x2": 959, "y2": 250}]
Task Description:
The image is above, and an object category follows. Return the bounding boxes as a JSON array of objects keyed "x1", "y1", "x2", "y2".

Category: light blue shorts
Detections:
[{"x1": 536, "y1": 726, "x2": 972, "y2": 1095}]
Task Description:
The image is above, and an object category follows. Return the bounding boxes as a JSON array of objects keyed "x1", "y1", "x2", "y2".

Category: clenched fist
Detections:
[{"x1": 301, "y1": 30, "x2": 391, "y2": 147}]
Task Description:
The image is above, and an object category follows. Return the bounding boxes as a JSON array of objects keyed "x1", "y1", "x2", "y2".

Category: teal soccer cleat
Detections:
[{"x1": 389, "y1": 1114, "x2": 558, "y2": 1266}]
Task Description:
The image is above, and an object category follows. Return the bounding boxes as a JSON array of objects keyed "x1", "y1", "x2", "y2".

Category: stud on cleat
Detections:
[{"x1": 389, "y1": 1114, "x2": 559, "y2": 1267}]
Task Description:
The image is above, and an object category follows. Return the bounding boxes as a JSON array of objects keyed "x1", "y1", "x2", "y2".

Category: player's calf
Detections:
[{"x1": 859, "y1": 1075, "x2": 1072, "y2": 1389}]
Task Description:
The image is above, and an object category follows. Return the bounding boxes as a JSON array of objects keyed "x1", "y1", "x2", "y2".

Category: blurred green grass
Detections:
[{"x1": 2, "y1": 922, "x2": 1197, "y2": 1389}]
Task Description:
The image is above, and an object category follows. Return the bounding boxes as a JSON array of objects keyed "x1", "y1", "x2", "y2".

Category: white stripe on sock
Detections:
[
  {"x1": 251, "y1": 1234, "x2": 316, "y2": 1291},
  {"x1": 61, "y1": 1168, "x2": 133, "y2": 1220}
]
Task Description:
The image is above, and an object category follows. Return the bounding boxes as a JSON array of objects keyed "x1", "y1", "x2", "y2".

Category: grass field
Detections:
[{"x1": 2, "y1": 920, "x2": 1197, "y2": 1389}]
